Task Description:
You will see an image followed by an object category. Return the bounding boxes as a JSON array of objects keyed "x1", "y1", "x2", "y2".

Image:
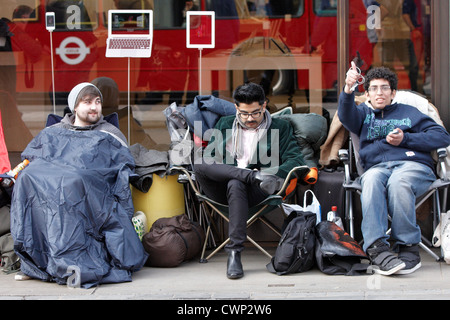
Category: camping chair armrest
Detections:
[
  {"x1": 437, "y1": 148, "x2": 447, "y2": 160},
  {"x1": 170, "y1": 165, "x2": 189, "y2": 176},
  {"x1": 273, "y1": 165, "x2": 309, "y2": 184},
  {"x1": 338, "y1": 149, "x2": 349, "y2": 163},
  {"x1": 169, "y1": 166, "x2": 202, "y2": 194},
  {"x1": 276, "y1": 165, "x2": 310, "y2": 196},
  {"x1": 339, "y1": 149, "x2": 352, "y2": 184},
  {"x1": 437, "y1": 148, "x2": 448, "y2": 181},
  {"x1": 288, "y1": 165, "x2": 312, "y2": 182}
]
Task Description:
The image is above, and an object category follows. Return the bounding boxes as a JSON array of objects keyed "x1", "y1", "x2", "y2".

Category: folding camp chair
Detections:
[
  {"x1": 338, "y1": 92, "x2": 450, "y2": 261},
  {"x1": 339, "y1": 138, "x2": 449, "y2": 261},
  {"x1": 164, "y1": 99, "x2": 323, "y2": 262},
  {"x1": 171, "y1": 164, "x2": 310, "y2": 262}
]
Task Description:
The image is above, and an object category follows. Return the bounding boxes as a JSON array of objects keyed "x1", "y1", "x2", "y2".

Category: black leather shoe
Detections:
[
  {"x1": 227, "y1": 250, "x2": 244, "y2": 279},
  {"x1": 254, "y1": 171, "x2": 284, "y2": 195}
]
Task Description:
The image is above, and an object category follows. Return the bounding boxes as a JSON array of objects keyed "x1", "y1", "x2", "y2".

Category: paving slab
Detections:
[{"x1": 1, "y1": 247, "x2": 449, "y2": 301}]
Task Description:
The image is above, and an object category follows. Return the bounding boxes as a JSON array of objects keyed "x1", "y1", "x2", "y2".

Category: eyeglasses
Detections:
[
  {"x1": 237, "y1": 108, "x2": 263, "y2": 119},
  {"x1": 368, "y1": 85, "x2": 391, "y2": 93}
]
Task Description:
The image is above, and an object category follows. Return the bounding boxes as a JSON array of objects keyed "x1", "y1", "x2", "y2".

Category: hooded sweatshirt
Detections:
[
  {"x1": 338, "y1": 91, "x2": 450, "y2": 171},
  {"x1": 52, "y1": 113, "x2": 128, "y2": 147}
]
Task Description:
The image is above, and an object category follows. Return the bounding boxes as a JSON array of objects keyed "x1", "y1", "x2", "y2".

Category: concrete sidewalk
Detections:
[{"x1": 1, "y1": 246, "x2": 450, "y2": 300}]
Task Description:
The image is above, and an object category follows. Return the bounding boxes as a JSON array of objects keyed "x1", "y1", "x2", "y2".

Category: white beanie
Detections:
[{"x1": 67, "y1": 82, "x2": 103, "y2": 112}]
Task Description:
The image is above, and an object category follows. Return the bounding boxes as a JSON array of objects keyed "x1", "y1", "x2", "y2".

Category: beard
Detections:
[{"x1": 77, "y1": 111, "x2": 101, "y2": 125}]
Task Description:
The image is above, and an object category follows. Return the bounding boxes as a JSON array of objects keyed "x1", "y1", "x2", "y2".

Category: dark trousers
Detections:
[{"x1": 194, "y1": 162, "x2": 267, "y2": 252}]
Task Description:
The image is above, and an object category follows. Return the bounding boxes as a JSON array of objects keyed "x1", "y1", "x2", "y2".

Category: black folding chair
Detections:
[{"x1": 171, "y1": 164, "x2": 310, "y2": 262}]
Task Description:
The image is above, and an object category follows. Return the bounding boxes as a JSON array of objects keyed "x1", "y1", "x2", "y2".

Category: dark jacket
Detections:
[
  {"x1": 338, "y1": 91, "x2": 450, "y2": 171},
  {"x1": 181, "y1": 95, "x2": 236, "y2": 139},
  {"x1": 204, "y1": 115, "x2": 306, "y2": 179}
]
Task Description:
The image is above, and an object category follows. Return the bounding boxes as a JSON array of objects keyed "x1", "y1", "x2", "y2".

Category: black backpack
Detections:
[{"x1": 266, "y1": 210, "x2": 316, "y2": 275}]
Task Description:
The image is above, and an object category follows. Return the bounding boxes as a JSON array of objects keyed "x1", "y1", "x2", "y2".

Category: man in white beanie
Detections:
[
  {"x1": 53, "y1": 82, "x2": 127, "y2": 146},
  {"x1": 12, "y1": 82, "x2": 148, "y2": 284}
]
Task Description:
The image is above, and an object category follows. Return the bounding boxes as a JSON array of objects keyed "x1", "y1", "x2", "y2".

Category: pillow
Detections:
[{"x1": 277, "y1": 113, "x2": 328, "y2": 167}]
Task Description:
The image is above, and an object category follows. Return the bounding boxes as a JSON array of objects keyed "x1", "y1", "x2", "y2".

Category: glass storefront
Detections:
[
  {"x1": 0, "y1": 0, "x2": 447, "y2": 156},
  {"x1": 354, "y1": 0, "x2": 431, "y2": 96}
]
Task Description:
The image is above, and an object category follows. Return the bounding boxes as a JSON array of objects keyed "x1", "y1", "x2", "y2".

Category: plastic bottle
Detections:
[
  {"x1": 327, "y1": 206, "x2": 344, "y2": 229},
  {"x1": 1, "y1": 159, "x2": 30, "y2": 188}
]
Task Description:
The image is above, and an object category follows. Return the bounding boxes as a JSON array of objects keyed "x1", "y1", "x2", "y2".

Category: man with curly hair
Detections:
[{"x1": 338, "y1": 62, "x2": 450, "y2": 275}]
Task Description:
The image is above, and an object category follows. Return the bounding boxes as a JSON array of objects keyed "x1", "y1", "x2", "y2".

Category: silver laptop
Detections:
[{"x1": 106, "y1": 10, "x2": 153, "y2": 58}]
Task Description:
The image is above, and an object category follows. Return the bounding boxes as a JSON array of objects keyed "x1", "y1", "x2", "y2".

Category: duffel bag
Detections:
[{"x1": 142, "y1": 214, "x2": 205, "y2": 267}]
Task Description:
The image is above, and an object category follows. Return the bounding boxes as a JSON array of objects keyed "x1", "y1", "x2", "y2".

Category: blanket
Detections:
[
  {"x1": 181, "y1": 95, "x2": 236, "y2": 140},
  {"x1": 10, "y1": 127, "x2": 148, "y2": 288}
]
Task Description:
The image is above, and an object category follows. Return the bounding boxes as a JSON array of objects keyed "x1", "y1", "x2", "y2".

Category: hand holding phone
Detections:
[{"x1": 387, "y1": 128, "x2": 402, "y2": 146}]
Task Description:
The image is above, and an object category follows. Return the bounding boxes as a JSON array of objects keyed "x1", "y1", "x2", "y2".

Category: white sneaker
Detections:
[
  {"x1": 132, "y1": 211, "x2": 148, "y2": 241},
  {"x1": 14, "y1": 271, "x2": 31, "y2": 281}
]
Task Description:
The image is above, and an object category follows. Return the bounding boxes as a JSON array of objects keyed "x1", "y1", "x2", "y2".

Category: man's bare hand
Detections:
[
  {"x1": 387, "y1": 128, "x2": 403, "y2": 146},
  {"x1": 344, "y1": 61, "x2": 359, "y2": 94}
]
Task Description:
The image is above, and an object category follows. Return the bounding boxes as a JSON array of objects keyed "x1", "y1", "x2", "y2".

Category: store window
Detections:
[
  {"x1": 349, "y1": 0, "x2": 431, "y2": 97},
  {"x1": 2, "y1": 0, "x2": 438, "y2": 156},
  {"x1": 1, "y1": 0, "x2": 43, "y2": 152},
  {"x1": 47, "y1": 0, "x2": 98, "y2": 30},
  {"x1": 314, "y1": 0, "x2": 337, "y2": 16},
  {"x1": 205, "y1": 0, "x2": 304, "y2": 18}
]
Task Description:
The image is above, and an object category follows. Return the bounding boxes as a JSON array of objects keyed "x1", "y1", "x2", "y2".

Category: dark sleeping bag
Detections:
[{"x1": 10, "y1": 127, "x2": 147, "y2": 288}]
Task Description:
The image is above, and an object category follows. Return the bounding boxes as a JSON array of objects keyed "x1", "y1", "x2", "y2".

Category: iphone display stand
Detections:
[
  {"x1": 46, "y1": 12, "x2": 56, "y2": 114},
  {"x1": 186, "y1": 11, "x2": 215, "y2": 94}
]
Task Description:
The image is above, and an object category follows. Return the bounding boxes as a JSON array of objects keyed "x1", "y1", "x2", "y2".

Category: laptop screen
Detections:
[{"x1": 109, "y1": 11, "x2": 152, "y2": 36}]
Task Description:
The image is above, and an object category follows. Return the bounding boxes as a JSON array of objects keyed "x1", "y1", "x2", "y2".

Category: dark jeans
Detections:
[{"x1": 194, "y1": 162, "x2": 267, "y2": 252}]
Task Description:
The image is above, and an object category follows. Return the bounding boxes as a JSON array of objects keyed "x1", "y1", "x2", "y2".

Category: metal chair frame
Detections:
[
  {"x1": 339, "y1": 134, "x2": 449, "y2": 261},
  {"x1": 171, "y1": 165, "x2": 309, "y2": 262}
]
